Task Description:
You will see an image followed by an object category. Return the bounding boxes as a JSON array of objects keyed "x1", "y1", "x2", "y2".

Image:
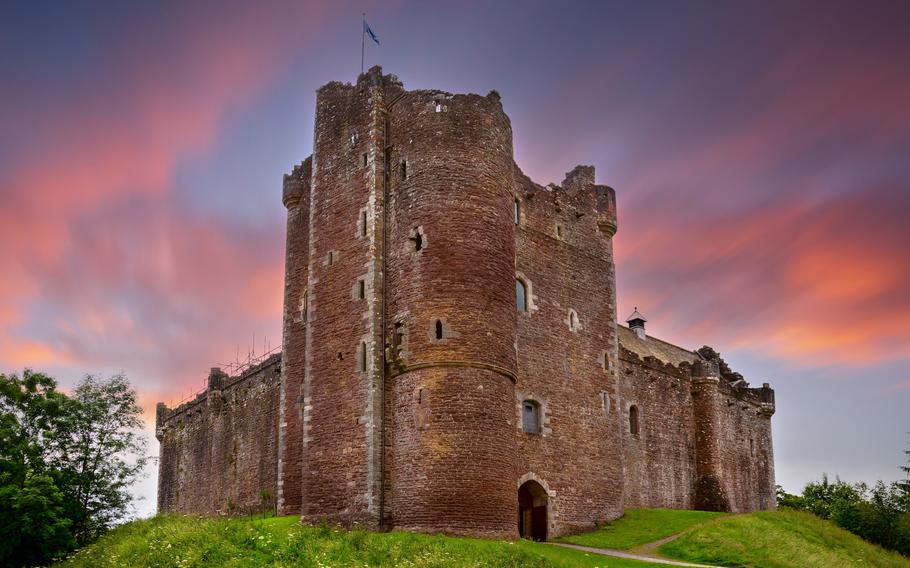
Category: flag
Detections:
[{"x1": 364, "y1": 20, "x2": 380, "y2": 45}]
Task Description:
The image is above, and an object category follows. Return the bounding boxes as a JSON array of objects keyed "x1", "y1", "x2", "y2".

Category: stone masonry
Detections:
[{"x1": 156, "y1": 67, "x2": 776, "y2": 540}]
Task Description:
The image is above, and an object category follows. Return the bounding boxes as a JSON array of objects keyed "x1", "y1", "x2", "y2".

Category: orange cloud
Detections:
[{"x1": 617, "y1": 183, "x2": 910, "y2": 366}]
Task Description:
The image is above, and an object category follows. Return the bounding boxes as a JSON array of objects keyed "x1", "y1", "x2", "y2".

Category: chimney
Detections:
[{"x1": 626, "y1": 307, "x2": 647, "y2": 340}]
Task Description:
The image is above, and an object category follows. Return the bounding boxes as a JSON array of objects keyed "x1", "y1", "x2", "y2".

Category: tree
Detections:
[
  {"x1": 0, "y1": 371, "x2": 76, "y2": 565},
  {"x1": 54, "y1": 374, "x2": 148, "y2": 546},
  {"x1": 0, "y1": 370, "x2": 147, "y2": 565}
]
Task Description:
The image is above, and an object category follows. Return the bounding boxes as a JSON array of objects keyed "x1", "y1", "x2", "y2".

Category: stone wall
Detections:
[
  {"x1": 617, "y1": 331, "x2": 776, "y2": 513},
  {"x1": 619, "y1": 347, "x2": 698, "y2": 509},
  {"x1": 384, "y1": 88, "x2": 519, "y2": 538},
  {"x1": 515, "y1": 166, "x2": 625, "y2": 537},
  {"x1": 156, "y1": 355, "x2": 281, "y2": 515}
]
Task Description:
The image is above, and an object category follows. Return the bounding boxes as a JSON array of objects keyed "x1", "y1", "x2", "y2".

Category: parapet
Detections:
[
  {"x1": 517, "y1": 164, "x2": 617, "y2": 240},
  {"x1": 282, "y1": 156, "x2": 311, "y2": 209},
  {"x1": 155, "y1": 353, "x2": 283, "y2": 441}
]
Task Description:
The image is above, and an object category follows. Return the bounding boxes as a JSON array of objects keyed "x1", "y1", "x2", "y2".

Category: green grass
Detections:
[
  {"x1": 56, "y1": 514, "x2": 677, "y2": 567},
  {"x1": 558, "y1": 508, "x2": 724, "y2": 550},
  {"x1": 659, "y1": 508, "x2": 910, "y2": 568}
]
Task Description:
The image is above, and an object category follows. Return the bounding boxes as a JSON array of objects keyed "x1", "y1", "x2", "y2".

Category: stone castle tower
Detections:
[{"x1": 156, "y1": 67, "x2": 776, "y2": 540}]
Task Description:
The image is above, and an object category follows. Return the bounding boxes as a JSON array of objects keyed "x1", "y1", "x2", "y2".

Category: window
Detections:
[
  {"x1": 516, "y1": 279, "x2": 527, "y2": 312},
  {"x1": 555, "y1": 224, "x2": 563, "y2": 239},
  {"x1": 434, "y1": 100, "x2": 442, "y2": 112},
  {"x1": 361, "y1": 210, "x2": 368, "y2": 237},
  {"x1": 522, "y1": 400, "x2": 541, "y2": 434},
  {"x1": 358, "y1": 279, "x2": 366, "y2": 299},
  {"x1": 514, "y1": 199, "x2": 521, "y2": 225},
  {"x1": 603, "y1": 352, "x2": 609, "y2": 371},
  {"x1": 411, "y1": 230, "x2": 423, "y2": 251},
  {"x1": 568, "y1": 309, "x2": 578, "y2": 331},
  {"x1": 629, "y1": 405, "x2": 639, "y2": 436},
  {"x1": 401, "y1": 160, "x2": 407, "y2": 180},
  {"x1": 328, "y1": 251, "x2": 335, "y2": 265},
  {"x1": 435, "y1": 320, "x2": 443, "y2": 340},
  {"x1": 362, "y1": 153, "x2": 368, "y2": 167},
  {"x1": 603, "y1": 392, "x2": 610, "y2": 412},
  {"x1": 358, "y1": 341, "x2": 368, "y2": 372}
]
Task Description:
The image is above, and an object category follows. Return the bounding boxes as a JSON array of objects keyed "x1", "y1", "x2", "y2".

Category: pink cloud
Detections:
[{"x1": 0, "y1": 2, "x2": 334, "y2": 399}]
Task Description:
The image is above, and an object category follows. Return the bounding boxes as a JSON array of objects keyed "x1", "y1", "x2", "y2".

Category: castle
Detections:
[{"x1": 156, "y1": 67, "x2": 776, "y2": 541}]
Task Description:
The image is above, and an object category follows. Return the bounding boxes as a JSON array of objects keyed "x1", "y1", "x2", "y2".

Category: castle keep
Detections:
[{"x1": 156, "y1": 68, "x2": 776, "y2": 540}]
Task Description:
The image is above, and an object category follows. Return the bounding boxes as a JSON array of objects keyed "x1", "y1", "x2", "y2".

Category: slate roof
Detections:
[{"x1": 617, "y1": 325, "x2": 699, "y2": 367}]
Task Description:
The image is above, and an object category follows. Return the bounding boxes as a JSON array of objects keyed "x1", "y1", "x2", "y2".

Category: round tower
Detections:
[{"x1": 384, "y1": 90, "x2": 519, "y2": 538}]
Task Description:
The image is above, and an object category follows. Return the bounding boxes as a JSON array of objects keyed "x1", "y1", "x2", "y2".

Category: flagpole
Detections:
[{"x1": 361, "y1": 13, "x2": 365, "y2": 75}]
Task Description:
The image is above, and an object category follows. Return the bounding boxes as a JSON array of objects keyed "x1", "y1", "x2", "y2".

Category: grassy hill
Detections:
[
  {"x1": 55, "y1": 508, "x2": 910, "y2": 567},
  {"x1": 55, "y1": 515, "x2": 675, "y2": 568},
  {"x1": 659, "y1": 508, "x2": 910, "y2": 568}
]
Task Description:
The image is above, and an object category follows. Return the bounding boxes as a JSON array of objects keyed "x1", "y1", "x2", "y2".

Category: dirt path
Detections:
[{"x1": 550, "y1": 542, "x2": 720, "y2": 567}]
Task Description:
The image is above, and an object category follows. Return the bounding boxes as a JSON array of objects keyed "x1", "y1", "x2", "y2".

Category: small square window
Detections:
[{"x1": 522, "y1": 400, "x2": 541, "y2": 434}]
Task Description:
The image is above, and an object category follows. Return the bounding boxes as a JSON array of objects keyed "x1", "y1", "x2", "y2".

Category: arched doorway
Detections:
[{"x1": 518, "y1": 480, "x2": 548, "y2": 541}]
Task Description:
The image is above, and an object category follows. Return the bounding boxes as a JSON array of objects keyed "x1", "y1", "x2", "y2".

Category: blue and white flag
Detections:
[{"x1": 364, "y1": 20, "x2": 380, "y2": 45}]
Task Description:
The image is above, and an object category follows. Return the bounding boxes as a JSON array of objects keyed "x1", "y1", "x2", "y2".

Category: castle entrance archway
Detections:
[{"x1": 518, "y1": 480, "x2": 548, "y2": 541}]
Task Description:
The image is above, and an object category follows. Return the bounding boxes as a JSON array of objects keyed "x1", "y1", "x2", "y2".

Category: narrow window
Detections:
[
  {"x1": 361, "y1": 210, "x2": 368, "y2": 237},
  {"x1": 516, "y1": 279, "x2": 527, "y2": 312},
  {"x1": 434, "y1": 101, "x2": 442, "y2": 112},
  {"x1": 412, "y1": 231, "x2": 423, "y2": 251},
  {"x1": 568, "y1": 310, "x2": 578, "y2": 331},
  {"x1": 603, "y1": 392, "x2": 610, "y2": 412},
  {"x1": 522, "y1": 400, "x2": 541, "y2": 434},
  {"x1": 555, "y1": 224, "x2": 563, "y2": 239},
  {"x1": 418, "y1": 388, "x2": 424, "y2": 404},
  {"x1": 629, "y1": 405, "x2": 639, "y2": 436},
  {"x1": 401, "y1": 160, "x2": 408, "y2": 180},
  {"x1": 362, "y1": 153, "x2": 368, "y2": 167},
  {"x1": 603, "y1": 352, "x2": 609, "y2": 370},
  {"x1": 358, "y1": 341, "x2": 368, "y2": 372},
  {"x1": 435, "y1": 320, "x2": 443, "y2": 340},
  {"x1": 514, "y1": 199, "x2": 521, "y2": 225},
  {"x1": 750, "y1": 438, "x2": 755, "y2": 456},
  {"x1": 350, "y1": 134, "x2": 357, "y2": 145},
  {"x1": 328, "y1": 251, "x2": 334, "y2": 265},
  {"x1": 358, "y1": 279, "x2": 366, "y2": 299}
]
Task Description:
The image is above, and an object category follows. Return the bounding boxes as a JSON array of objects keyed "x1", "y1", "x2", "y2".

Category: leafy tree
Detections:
[
  {"x1": 54, "y1": 374, "x2": 148, "y2": 545},
  {"x1": 0, "y1": 370, "x2": 147, "y2": 565},
  {"x1": 0, "y1": 371, "x2": 75, "y2": 565},
  {"x1": 0, "y1": 475, "x2": 74, "y2": 566},
  {"x1": 775, "y1": 485, "x2": 805, "y2": 509}
]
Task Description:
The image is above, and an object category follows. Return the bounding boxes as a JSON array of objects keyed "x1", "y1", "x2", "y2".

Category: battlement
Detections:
[
  {"x1": 282, "y1": 156, "x2": 311, "y2": 209},
  {"x1": 155, "y1": 353, "x2": 282, "y2": 440}
]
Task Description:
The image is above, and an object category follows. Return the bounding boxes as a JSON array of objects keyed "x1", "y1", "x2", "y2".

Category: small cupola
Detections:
[{"x1": 626, "y1": 307, "x2": 647, "y2": 340}]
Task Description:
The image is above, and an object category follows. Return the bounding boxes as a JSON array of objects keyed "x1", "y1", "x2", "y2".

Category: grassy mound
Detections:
[
  {"x1": 558, "y1": 508, "x2": 724, "y2": 550},
  {"x1": 659, "y1": 508, "x2": 910, "y2": 568},
  {"x1": 56, "y1": 514, "x2": 676, "y2": 567}
]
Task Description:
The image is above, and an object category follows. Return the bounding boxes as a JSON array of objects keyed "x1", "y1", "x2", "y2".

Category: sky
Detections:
[{"x1": 2, "y1": 0, "x2": 908, "y2": 518}]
